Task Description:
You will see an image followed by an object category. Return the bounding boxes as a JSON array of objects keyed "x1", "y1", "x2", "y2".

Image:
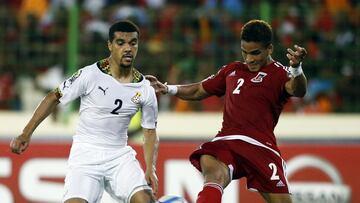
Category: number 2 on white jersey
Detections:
[{"x1": 232, "y1": 78, "x2": 244, "y2": 94}]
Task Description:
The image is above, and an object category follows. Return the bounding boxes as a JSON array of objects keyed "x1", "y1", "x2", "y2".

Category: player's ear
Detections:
[
  {"x1": 267, "y1": 44, "x2": 273, "y2": 55},
  {"x1": 107, "y1": 40, "x2": 112, "y2": 52}
]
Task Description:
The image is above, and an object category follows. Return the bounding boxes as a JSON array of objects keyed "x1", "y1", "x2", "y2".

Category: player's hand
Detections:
[
  {"x1": 145, "y1": 170, "x2": 158, "y2": 195},
  {"x1": 145, "y1": 75, "x2": 168, "y2": 94},
  {"x1": 286, "y1": 44, "x2": 307, "y2": 67},
  {"x1": 10, "y1": 134, "x2": 31, "y2": 154}
]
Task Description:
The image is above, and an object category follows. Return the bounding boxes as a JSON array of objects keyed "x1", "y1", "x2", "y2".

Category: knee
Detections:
[
  {"x1": 200, "y1": 155, "x2": 230, "y2": 187},
  {"x1": 64, "y1": 198, "x2": 88, "y2": 203},
  {"x1": 130, "y1": 190, "x2": 155, "y2": 203}
]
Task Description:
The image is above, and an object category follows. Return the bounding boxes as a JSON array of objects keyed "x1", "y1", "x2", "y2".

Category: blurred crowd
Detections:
[{"x1": 0, "y1": 0, "x2": 359, "y2": 114}]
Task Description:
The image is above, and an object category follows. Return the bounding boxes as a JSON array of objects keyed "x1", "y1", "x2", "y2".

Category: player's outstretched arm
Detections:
[
  {"x1": 145, "y1": 75, "x2": 210, "y2": 100},
  {"x1": 285, "y1": 44, "x2": 308, "y2": 97},
  {"x1": 10, "y1": 91, "x2": 60, "y2": 154},
  {"x1": 143, "y1": 128, "x2": 159, "y2": 195}
]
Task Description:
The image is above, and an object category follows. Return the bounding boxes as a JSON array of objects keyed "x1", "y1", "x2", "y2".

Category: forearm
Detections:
[
  {"x1": 143, "y1": 129, "x2": 159, "y2": 173},
  {"x1": 171, "y1": 82, "x2": 209, "y2": 100},
  {"x1": 291, "y1": 73, "x2": 307, "y2": 97},
  {"x1": 23, "y1": 92, "x2": 60, "y2": 137}
]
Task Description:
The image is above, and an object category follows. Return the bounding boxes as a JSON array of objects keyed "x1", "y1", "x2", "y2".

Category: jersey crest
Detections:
[
  {"x1": 131, "y1": 92, "x2": 142, "y2": 104},
  {"x1": 251, "y1": 72, "x2": 267, "y2": 83}
]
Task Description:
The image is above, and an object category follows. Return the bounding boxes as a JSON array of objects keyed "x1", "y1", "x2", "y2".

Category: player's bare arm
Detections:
[
  {"x1": 10, "y1": 91, "x2": 60, "y2": 154},
  {"x1": 145, "y1": 75, "x2": 210, "y2": 100},
  {"x1": 285, "y1": 44, "x2": 307, "y2": 97},
  {"x1": 143, "y1": 128, "x2": 159, "y2": 195},
  {"x1": 172, "y1": 82, "x2": 210, "y2": 100}
]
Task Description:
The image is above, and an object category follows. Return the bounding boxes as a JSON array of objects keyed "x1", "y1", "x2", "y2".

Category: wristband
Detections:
[
  {"x1": 167, "y1": 85, "x2": 178, "y2": 95},
  {"x1": 289, "y1": 63, "x2": 303, "y2": 77}
]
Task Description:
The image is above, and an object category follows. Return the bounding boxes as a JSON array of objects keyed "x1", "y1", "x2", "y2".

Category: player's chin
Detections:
[
  {"x1": 120, "y1": 62, "x2": 132, "y2": 68},
  {"x1": 248, "y1": 65, "x2": 261, "y2": 72}
]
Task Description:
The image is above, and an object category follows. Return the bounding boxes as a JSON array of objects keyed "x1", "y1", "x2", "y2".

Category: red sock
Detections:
[{"x1": 196, "y1": 182, "x2": 223, "y2": 203}]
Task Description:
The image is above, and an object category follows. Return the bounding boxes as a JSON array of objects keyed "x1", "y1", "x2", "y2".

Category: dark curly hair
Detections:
[
  {"x1": 108, "y1": 20, "x2": 140, "y2": 42},
  {"x1": 241, "y1": 19, "x2": 273, "y2": 47}
]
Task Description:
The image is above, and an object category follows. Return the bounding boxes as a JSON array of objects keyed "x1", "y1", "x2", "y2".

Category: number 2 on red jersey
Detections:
[{"x1": 232, "y1": 78, "x2": 244, "y2": 94}]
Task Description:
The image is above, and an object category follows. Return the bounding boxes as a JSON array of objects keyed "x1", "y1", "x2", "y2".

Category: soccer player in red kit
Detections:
[{"x1": 147, "y1": 19, "x2": 307, "y2": 203}]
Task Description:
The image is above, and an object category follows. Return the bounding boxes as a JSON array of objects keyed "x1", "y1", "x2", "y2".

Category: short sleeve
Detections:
[
  {"x1": 201, "y1": 65, "x2": 227, "y2": 96},
  {"x1": 141, "y1": 85, "x2": 158, "y2": 129},
  {"x1": 279, "y1": 65, "x2": 292, "y2": 86},
  {"x1": 273, "y1": 62, "x2": 292, "y2": 98},
  {"x1": 57, "y1": 68, "x2": 90, "y2": 105}
]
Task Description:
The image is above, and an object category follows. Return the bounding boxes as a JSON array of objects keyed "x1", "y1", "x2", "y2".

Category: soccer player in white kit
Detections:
[{"x1": 10, "y1": 20, "x2": 159, "y2": 203}]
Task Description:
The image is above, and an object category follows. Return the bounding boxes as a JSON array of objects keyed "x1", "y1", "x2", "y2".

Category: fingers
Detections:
[
  {"x1": 144, "y1": 75, "x2": 157, "y2": 82},
  {"x1": 287, "y1": 44, "x2": 307, "y2": 66},
  {"x1": 10, "y1": 137, "x2": 29, "y2": 154},
  {"x1": 10, "y1": 138, "x2": 22, "y2": 154},
  {"x1": 150, "y1": 178, "x2": 158, "y2": 195},
  {"x1": 145, "y1": 75, "x2": 162, "y2": 89},
  {"x1": 146, "y1": 174, "x2": 158, "y2": 195},
  {"x1": 286, "y1": 53, "x2": 296, "y2": 66},
  {"x1": 145, "y1": 75, "x2": 169, "y2": 95}
]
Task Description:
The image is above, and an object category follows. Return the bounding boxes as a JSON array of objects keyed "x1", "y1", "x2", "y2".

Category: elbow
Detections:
[{"x1": 293, "y1": 89, "x2": 307, "y2": 98}]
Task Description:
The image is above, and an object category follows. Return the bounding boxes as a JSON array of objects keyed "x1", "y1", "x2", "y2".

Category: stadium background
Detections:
[{"x1": 0, "y1": 0, "x2": 359, "y2": 203}]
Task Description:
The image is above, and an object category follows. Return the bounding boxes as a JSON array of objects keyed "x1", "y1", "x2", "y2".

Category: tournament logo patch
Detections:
[
  {"x1": 131, "y1": 92, "x2": 142, "y2": 104},
  {"x1": 251, "y1": 72, "x2": 267, "y2": 83},
  {"x1": 63, "y1": 70, "x2": 82, "y2": 89}
]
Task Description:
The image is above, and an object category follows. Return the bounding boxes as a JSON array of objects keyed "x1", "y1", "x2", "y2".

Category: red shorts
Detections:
[{"x1": 189, "y1": 139, "x2": 290, "y2": 193}]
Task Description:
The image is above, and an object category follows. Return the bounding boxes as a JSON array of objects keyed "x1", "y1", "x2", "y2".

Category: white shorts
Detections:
[{"x1": 63, "y1": 142, "x2": 151, "y2": 203}]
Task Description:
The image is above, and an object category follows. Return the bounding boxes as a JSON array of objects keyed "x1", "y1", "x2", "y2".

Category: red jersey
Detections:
[{"x1": 202, "y1": 61, "x2": 291, "y2": 152}]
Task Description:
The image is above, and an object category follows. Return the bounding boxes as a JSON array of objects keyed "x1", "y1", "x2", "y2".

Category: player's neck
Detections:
[
  {"x1": 266, "y1": 56, "x2": 274, "y2": 65},
  {"x1": 108, "y1": 58, "x2": 133, "y2": 83}
]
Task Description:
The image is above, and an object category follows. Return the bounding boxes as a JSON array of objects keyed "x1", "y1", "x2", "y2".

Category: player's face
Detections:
[
  {"x1": 108, "y1": 31, "x2": 138, "y2": 68},
  {"x1": 241, "y1": 40, "x2": 273, "y2": 72}
]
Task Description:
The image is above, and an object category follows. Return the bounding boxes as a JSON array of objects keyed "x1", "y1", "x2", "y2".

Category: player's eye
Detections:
[
  {"x1": 115, "y1": 40, "x2": 125, "y2": 45},
  {"x1": 250, "y1": 50, "x2": 261, "y2": 55}
]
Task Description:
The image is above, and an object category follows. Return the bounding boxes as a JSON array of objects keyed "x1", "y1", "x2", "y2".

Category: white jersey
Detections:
[{"x1": 57, "y1": 61, "x2": 158, "y2": 147}]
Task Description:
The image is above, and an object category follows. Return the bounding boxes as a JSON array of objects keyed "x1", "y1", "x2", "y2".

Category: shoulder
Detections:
[
  {"x1": 77, "y1": 63, "x2": 100, "y2": 77},
  {"x1": 271, "y1": 61, "x2": 289, "y2": 73},
  {"x1": 143, "y1": 78, "x2": 151, "y2": 86},
  {"x1": 203, "y1": 61, "x2": 244, "y2": 81},
  {"x1": 220, "y1": 61, "x2": 245, "y2": 75},
  {"x1": 131, "y1": 70, "x2": 153, "y2": 92},
  {"x1": 132, "y1": 68, "x2": 145, "y2": 83},
  {"x1": 223, "y1": 61, "x2": 243, "y2": 69},
  {"x1": 142, "y1": 79, "x2": 156, "y2": 94},
  {"x1": 268, "y1": 61, "x2": 292, "y2": 84}
]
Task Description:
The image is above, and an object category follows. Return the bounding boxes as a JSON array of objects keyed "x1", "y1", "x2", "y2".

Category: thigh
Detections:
[
  {"x1": 63, "y1": 167, "x2": 104, "y2": 203},
  {"x1": 200, "y1": 154, "x2": 231, "y2": 187},
  {"x1": 190, "y1": 141, "x2": 236, "y2": 175},
  {"x1": 105, "y1": 148, "x2": 152, "y2": 202},
  {"x1": 231, "y1": 141, "x2": 290, "y2": 194}
]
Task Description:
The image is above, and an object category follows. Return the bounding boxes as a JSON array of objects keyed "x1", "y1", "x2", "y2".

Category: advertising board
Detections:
[{"x1": 0, "y1": 142, "x2": 359, "y2": 203}]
